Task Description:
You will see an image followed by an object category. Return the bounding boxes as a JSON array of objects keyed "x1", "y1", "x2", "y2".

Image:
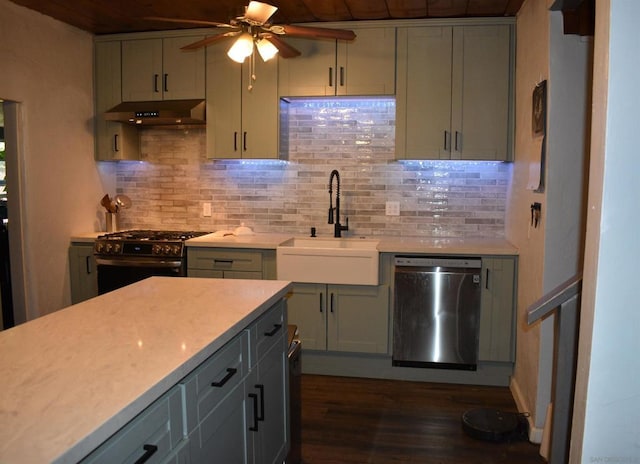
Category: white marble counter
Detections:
[
  {"x1": 185, "y1": 232, "x2": 293, "y2": 249},
  {"x1": 0, "y1": 277, "x2": 292, "y2": 464},
  {"x1": 376, "y1": 236, "x2": 518, "y2": 255},
  {"x1": 70, "y1": 232, "x2": 103, "y2": 243},
  {"x1": 72, "y1": 231, "x2": 517, "y2": 255},
  {"x1": 186, "y1": 233, "x2": 518, "y2": 255}
]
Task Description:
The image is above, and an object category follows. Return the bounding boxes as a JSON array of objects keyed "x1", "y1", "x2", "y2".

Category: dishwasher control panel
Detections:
[{"x1": 394, "y1": 256, "x2": 481, "y2": 268}]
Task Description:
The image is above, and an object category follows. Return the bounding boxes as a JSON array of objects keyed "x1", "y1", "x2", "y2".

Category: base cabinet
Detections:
[
  {"x1": 287, "y1": 283, "x2": 389, "y2": 354},
  {"x1": 479, "y1": 256, "x2": 517, "y2": 362},
  {"x1": 82, "y1": 301, "x2": 288, "y2": 464},
  {"x1": 69, "y1": 242, "x2": 99, "y2": 304},
  {"x1": 186, "y1": 302, "x2": 288, "y2": 464},
  {"x1": 187, "y1": 248, "x2": 276, "y2": 280}
]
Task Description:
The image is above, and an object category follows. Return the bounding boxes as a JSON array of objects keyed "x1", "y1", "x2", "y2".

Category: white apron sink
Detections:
[{"x1": 276, "y1": 237, "x2": 380, "y2": 285}]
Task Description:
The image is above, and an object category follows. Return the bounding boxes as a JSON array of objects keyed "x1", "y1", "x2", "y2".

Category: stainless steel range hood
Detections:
[{"x1": 104, "y1": 99, "x2": 205, "y2": 126}]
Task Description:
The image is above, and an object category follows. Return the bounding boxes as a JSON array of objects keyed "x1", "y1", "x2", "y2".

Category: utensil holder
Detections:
[{"x1": 105, "y1": 212, "x2": 117, "y2": 232}]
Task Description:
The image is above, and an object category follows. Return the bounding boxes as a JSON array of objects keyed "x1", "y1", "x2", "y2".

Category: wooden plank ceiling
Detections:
[{"x1": 6, "y1": 0, "x2": 526, "y2": 35}]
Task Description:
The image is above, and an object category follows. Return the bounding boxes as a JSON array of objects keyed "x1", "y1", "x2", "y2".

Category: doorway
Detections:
[
  {"x1": 0, "y1": 100, "x2": 27, "y2": 328},
  {"x1": 0, "y1": 101, "x2": 12, "y2": 329}
]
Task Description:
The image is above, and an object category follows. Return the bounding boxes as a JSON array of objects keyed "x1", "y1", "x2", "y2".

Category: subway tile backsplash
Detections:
[{"x1": 115, "y1": 98, "x2": 510, "y2": 238}]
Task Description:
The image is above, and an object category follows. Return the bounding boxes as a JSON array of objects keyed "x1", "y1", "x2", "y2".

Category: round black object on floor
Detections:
[{"x1": 461, "y1": 408, "x2": 528, "y2": 443}]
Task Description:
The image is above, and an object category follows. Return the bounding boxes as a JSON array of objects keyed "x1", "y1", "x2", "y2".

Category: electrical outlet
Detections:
[
  {"x1": 386, "y1": 201, "x2": 400, "y2": 216},
  {"x1": 202, "y1": 202, "x2": 212, "y2": 217}
]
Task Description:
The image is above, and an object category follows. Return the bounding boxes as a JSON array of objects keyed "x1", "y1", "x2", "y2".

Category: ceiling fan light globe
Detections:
[
  {"x1": 256, "y1": 39, "x2": 278, "y2": 61},
  {"x1": 227, "y1": 32, "x2": 254, "y2": 63}
]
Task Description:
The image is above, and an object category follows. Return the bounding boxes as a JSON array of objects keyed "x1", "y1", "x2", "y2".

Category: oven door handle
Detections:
[{"x1": 95, "y1": 258, "x2": 183, "y2": 268}]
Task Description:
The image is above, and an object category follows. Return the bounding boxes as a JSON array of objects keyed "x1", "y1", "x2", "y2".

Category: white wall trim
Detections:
[{"x1": 510, "y1": 376, "x2": 545, "y2": 444}]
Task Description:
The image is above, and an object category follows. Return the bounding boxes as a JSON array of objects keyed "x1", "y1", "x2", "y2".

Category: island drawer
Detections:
[
  {"x1": 181, "y1": 331, "x2": 249, "y2": 433},
  {"x1": 187, "y1": 248, "x2": 263, "y2": 272},
  {"x1": 248, "y1": 301, "x2": 286, "y2": 367},
  {"x1": 80, "y1": 386, "x2": 184, "y2": 464}
]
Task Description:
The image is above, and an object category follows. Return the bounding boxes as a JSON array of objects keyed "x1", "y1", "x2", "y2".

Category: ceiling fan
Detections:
[{"x1": 145, "y1": 1, "x2": 356, "y2": 63}]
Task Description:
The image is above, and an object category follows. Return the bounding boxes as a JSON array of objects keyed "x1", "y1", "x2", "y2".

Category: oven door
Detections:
[{"x1": 96, "y1": 257, "x2": 184, "y2": 295}]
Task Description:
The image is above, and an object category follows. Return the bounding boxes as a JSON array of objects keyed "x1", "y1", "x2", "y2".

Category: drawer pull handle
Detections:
[
  {"x1": 256, "y1": 384, "x2": 265, "y2": 421},
  {"x1": 134, "y1": 444, "x2": 158, "y2": 464},
  {"x1": 264, "y1": 324, "x2": 282, "y2": 337},
  {"x1": 249, "y1": 393, "x2": 259, "y2": 431},
  {"x1": 211, "y1": 368, "x2": 237, "y2": 387},
  {"x1": 214, "y1": 259, "x2": 234, "y2": 264}
]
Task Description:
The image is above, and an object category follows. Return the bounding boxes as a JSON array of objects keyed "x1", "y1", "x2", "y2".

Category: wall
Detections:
[
  {"x1": 508, "y1": 0, "x2": 591, "y2": 444},
  {"x1": 506, "y1": 0, "x2": 549, "y2": 439},
  {"x1": 115, "y1": 98, "x2": 510, "y2": 238},
  {"x1": 572, "y1": 0, "x2": 640, "y2": 461},
  {"x1": 0, "y1": 0, "x2": 108, "y2": 320}
]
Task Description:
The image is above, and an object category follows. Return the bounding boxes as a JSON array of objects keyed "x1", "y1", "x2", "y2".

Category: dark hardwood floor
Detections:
[{"x1": 299, "y1": 375, "x2": 546, "y2": 464}]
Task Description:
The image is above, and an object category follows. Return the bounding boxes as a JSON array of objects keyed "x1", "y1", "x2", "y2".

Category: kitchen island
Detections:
[{"x1": 0, "y1": 277, "x2": 292, "y2": 463}]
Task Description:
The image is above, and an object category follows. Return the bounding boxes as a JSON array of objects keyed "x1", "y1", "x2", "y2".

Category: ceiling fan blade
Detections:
[
  {"x1": 143, "y1": 16, "x2": 236, "y2": 28},
  {"x1": 280, "y1": 24, "x2": 356, "y2": 41},
  {"x1": 263, "y1": 34, "x2": 301, "y2": 58},
  {"x1": 245, "y1": 1, "x2": 278, "y2": 24},
  {"x1": 180, "y1": 32, "x2": 240, "y2": 51}
]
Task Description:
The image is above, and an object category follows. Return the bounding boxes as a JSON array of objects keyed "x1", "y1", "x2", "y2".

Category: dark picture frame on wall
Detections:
[
  {"x1": 532, "y1": 80, "x2": 547, "y2": 193},
  {"x1": 533, "y1": 80, "x2": 546, "y2": 137}
]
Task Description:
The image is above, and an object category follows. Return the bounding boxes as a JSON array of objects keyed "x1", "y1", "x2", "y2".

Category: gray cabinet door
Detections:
[
  {"x1": 69, "y1": 243, "x2": 98, "y2": 304},
  {"x1": 250, "y1": 337, "x2": 288, "y2": 464},
  {"x1": 478, "y1": 256, "x2": 516, "y2": 362},
  {"x1": 286, "y1": 283, "x2": 327, "y2": 351},
  {"x1": 396, "y1": 24, "x2": 513, "y2": 161},
  {"x1": 287, "y1": 283, "x2": 389, "y2": 354},
  {"x1": 328, "y1": 284, "x2": 389, "y2": 354}
]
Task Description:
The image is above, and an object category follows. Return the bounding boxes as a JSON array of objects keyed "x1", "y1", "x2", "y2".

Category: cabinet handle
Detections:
[
  {"x1": 153, "y1": 74, "x2": 159, "y2": 93},
  {"x1": 330, "y1": 293, "x2": 334, "y2": 313},
  {"x1": 256, "y1": 384, "x2": 265, "y2": 421},
  {"x1": 443, "y1": 130, "x2": 449, "y2": 151},
  {"x1": 113, "y1": 134, "x2": 119, "y2": 152},
  {"x1": 485, "y1": 268, "x2": 490, "y2": 290},
  {"x1": 243, "y1": 131, "x2": 247, "y2": 151},
  {"x1": 319, "y1": 293, "x2": 323, "y2": 313},
  {"x1": 85, "y1": 256, "x2": 92, "y2": 275},
  {"x1": 163, "y1": 73, "x2": 168, "y2": 92},
  {"x1": 234, "y1": 132, "x2": 238, "y2": 151},
  {"x1": 328, "y1": 67, "x2": 333, "y2": 87},
  {"x1": 249, "y1": 393, "x2": 259, "y2": 431},
  {"x1": 264, "y1": 323, "x2": 282, "y2": 337},
  {"x1": 339, "y1": 66, "x2": 345, "y2": 86},
  {"x1": 214, "y1": 259, "x2": 233, "y2": 264},
  {"x1": 211, "y1": 367, "x2": 237, "y2": 387},
  {"x1": 133, "y1": 444, "x2": 158, "y2": 464}
]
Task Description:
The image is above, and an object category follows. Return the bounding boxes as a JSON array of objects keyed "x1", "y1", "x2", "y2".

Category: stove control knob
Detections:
[
  {"x1": 95, "y1": 243, "x2": 103, "y2": 254},
  {"x1": 113, "y1": 243, "x2": 122, "y2": 254},
  {"x1": 152, "y1": 244, "x2": 161, "y2": 255}
]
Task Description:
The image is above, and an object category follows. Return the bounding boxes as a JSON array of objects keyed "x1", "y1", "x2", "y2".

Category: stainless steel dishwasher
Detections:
[{"x1": 393, "y1": 256, "x2": 482, "y2": 370}]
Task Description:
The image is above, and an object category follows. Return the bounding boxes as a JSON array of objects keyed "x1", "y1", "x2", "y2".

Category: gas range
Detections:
[{"x1": 94, "y1": 229, "x2": 211, "y2": 258}]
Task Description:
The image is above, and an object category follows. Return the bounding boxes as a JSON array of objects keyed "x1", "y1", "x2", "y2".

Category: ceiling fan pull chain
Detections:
[{"x1": 248, "y1": 49, "x2": 256, "y2": 92}]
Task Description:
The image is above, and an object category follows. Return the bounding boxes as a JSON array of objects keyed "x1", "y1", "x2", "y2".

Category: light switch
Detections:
[
  {"x1": 386, "y1": 201, "x2": 400, "y2": 216},
  {"x1": 203, "y1": 202, "x2": 212, "y2": 217}
]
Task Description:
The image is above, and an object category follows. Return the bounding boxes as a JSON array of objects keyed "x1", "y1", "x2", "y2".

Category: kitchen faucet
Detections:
[{"x1": 328, "y1": 169, "x2": 349, "y2": 238}]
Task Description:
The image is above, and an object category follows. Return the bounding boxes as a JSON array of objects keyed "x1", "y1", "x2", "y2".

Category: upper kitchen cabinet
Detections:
[
  {"x1": 278, "y1": 26, "x2": 396, "y2": 97},
  {"x1": 121, "y1": 36, "x2": 205, "y2": 102},
  {"x1": 396, "y1": 23, "x2": 514, "y2": 161},
  {"x1": 206, "y1": 45, "x2": 280, "y2": 159},
  {"x1": 94, "y1": 41, "x2": 139, "y2": 161}
]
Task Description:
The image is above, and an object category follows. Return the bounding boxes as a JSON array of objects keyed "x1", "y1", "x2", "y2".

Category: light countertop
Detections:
[
  {"x1": 185, "y1": 232, "x2": 293, "y2": 249},
  {"x1": 0, "y1": 277, "x2": 292, "y2": 464},
  {"x1": 71, "y1": 230, "x2": 518, "y2": 255},
  {"x1": 188, "y1": 233, "x2": 518, "y2": 255}
]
